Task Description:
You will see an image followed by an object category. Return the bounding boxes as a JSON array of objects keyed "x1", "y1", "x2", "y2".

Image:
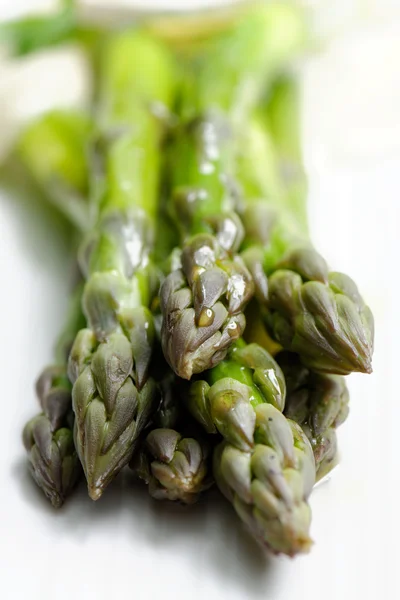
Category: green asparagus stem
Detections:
[
  {"x1": 0, "y1": 0, "x2": 76, "y2": 56},
  {"x1": 277, "y1": 351, "x2": 349, "y2": 479},
  {"x1": 67, "y1": 31, "x2": 177, "y2": 500},
  {"x1": 17, "y1": 110, "x2": 93, "y2": 231},
  {"x1": 22, "y1": 285, "x2": 85, "y2": 507},
  {"x1": 132, "y1": 369, "x2": 212, "y2": 504},
  {"x1": 239, "y1": 98, "x2": 374, "y2": 375},
  {"x1": 188, "y1": 341, "x2": 315, "y2": 556},
  {"x1": 264, "y1": 76, "x2": 308, "y2": 231},
  {"x1": 0, "y1": 0, "x2": 103, "y2": 62},
  {"x1": 160, "y1": 4, "x2": 306, "y2": 379}
]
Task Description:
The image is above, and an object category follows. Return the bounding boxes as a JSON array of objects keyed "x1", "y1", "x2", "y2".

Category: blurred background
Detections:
[{"x1": 0, "y1": 2, "x2": 399, "y2": 599}]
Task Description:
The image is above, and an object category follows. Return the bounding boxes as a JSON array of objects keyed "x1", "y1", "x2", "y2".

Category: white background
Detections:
[{"x1": 0, "y1": 2, "x2": 399, "y2": 599}]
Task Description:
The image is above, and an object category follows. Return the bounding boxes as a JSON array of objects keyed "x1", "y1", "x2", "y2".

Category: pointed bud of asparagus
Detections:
[
  {"x1": 161, "y1": 233, "x2": 253, "y2": 379},
  {"x1": 278, "y1": 351, "x2": 349, "y2": 478},
  {"x1": 23, "y1": 366, "x2": 81, "y2": 507},
  {"x1": 214, "y1": 414, "x2": 314, "y2": 556},
  {"x1": 131, "y1": 371, "x2": 212, "y2": 504},
  {"x1": 140, "y1": 429, "x2": 209, "y2": 504},
  {"x1": 266, "y1": 257, "x2": 374, "y2": 375}
]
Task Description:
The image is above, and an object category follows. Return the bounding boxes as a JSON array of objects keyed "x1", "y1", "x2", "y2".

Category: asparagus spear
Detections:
[
  {"x1": 188, "y1": 341, "x2": 315, "y2": 556},
  {"x1": 160, "y1": 4, "x2": 306, "y2": 380},
  {"x1": 277, "y1": 351, "x2": 349, "y2": 479},
  {"x1": 132, "y1": 369, "x2": 212, "y2": 504},
  {"x1": 239, "y1": 98, "x2": 374, "y2": 375},
  {"x1": 66, "y1": 31, "x2": 177, "y2": 500},
  {"x1": 18, "y1": 107, "x2": 92, "y2": 507},
  {"x1": 23, "y1": 285, "x2": 86, "y2": 507},
  {"x1": 131, "y1": 140, "x2": 212, "y2": 505}
]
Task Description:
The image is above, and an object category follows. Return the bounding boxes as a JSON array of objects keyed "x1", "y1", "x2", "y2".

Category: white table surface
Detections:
[{"x1": 0, "y1": 2, "x2": 399, "y2": 599}]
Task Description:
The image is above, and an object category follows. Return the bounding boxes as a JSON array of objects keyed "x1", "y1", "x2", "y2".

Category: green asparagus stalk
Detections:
[
  {"x1": 132, "y1": 369, "x2": 212, "y2": 504},
  {"x1": 188, "y1": 341, "x2": 315, "y2": 556},
  {"x1": 263, "y1": 76, "x2": 308, "y2": 231},
  {"x1": 277, "y1": 351, "x2": 349, "y2": 479},
  {"x1": 22, "y1": 284, "x2": 86, "y2": 507},
  {"x1": 66, "y1": 31, "x2": 177, "y2": 500},
  {"x1": 160, "y1": 4, "x2": 306, "y2": 380},
  {"x1": 239, "y1": 95, "x2": 374, "y2": 375},
  {"x1": 0, "y1": 0, "x2": 76, "y2": 56},
  {"x1": 17, "y1": 110, "x2": 93, "y2": 231}
]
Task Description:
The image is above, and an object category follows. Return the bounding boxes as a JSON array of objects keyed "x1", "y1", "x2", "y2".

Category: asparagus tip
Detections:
[
  {"x1": 363, "y1": 361, "x2": 373, "y2": 375},
  {"x1": 88, "y1": 486, "x2": 103, "y2": 501},
  {"x1": 49, "y1": 493, "x2": 65, "y2": 509},
  {"x1": 356, "y1": 354, "x2": 373, "y2": 375},
  {"x1": 286, "y1": 535, "x2": 313, "y2": 557}
]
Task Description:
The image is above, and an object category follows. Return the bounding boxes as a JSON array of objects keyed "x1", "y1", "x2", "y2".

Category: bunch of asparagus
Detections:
[{"x1": 8, "y1": 3, "x2": 373, "y2": 558}]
